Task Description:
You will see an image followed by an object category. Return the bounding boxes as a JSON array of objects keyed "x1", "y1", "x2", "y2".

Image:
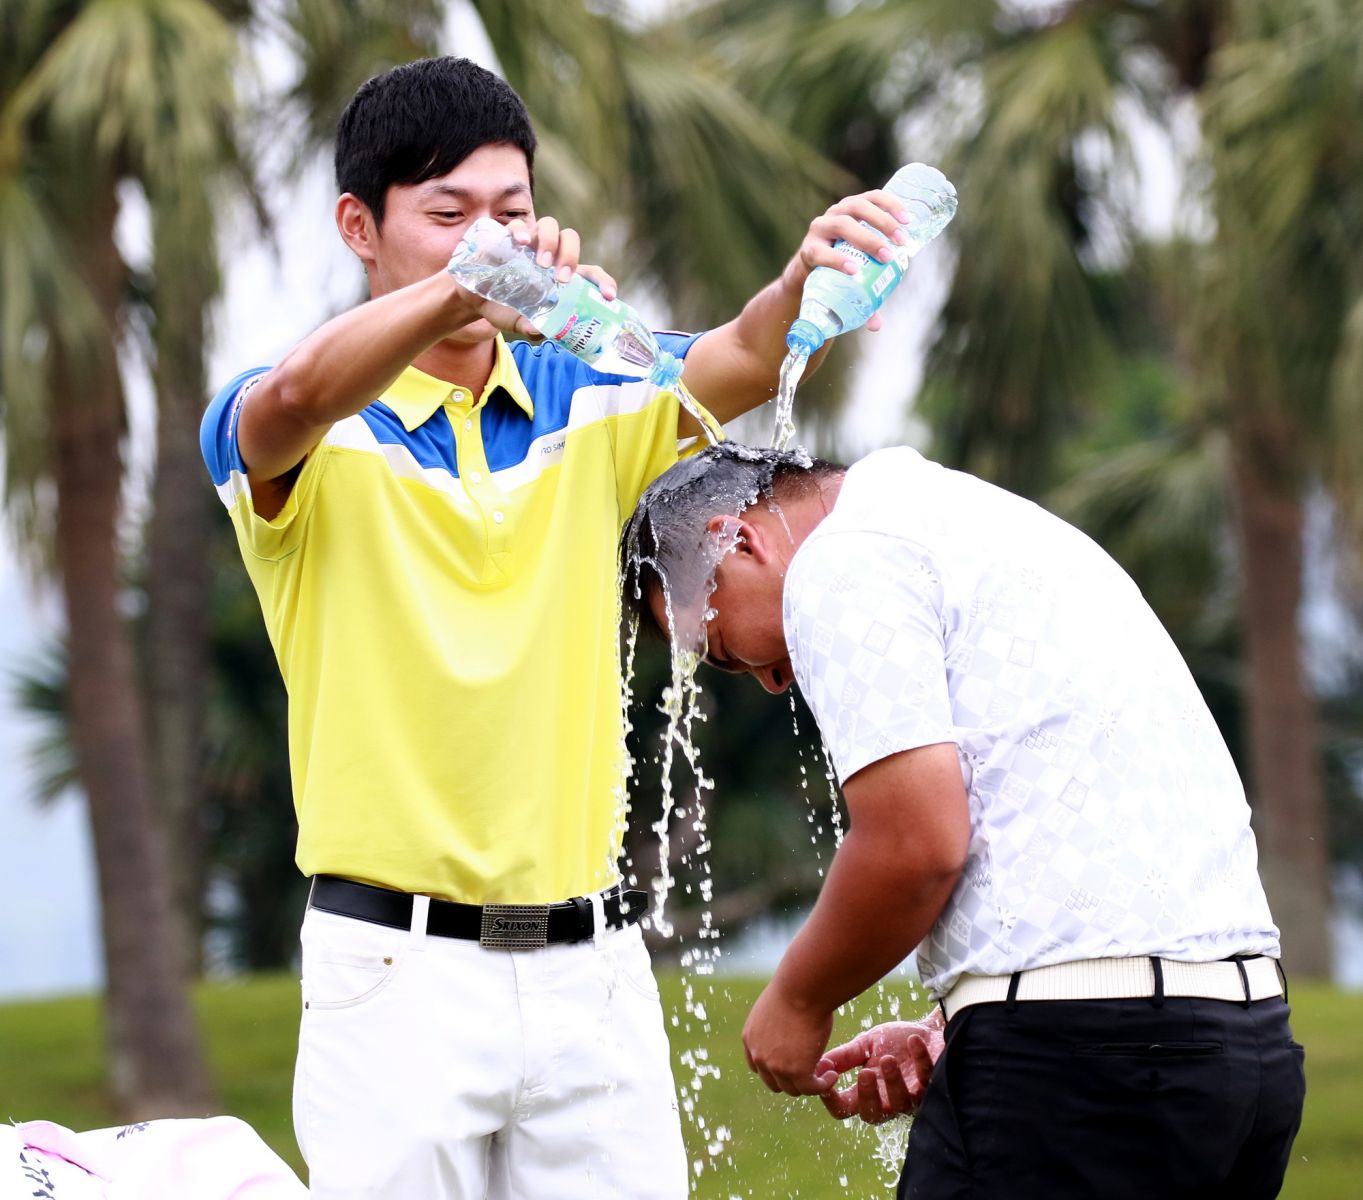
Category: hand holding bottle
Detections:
[
  {"x1": 790, "y1": 188, "x2": 930, "y2": 333},
  {"x1": 449, "y1": 217, "x2": 684, "y2": 389},
  {"x1": 787, "y1": 164, "x2": 957, "y2": 357},
  {"x1": 446, "y1": 215, "x2": 619, "y2": 340},
  {"x1": 448, "y1": 217, "x2": 719, "y2": 439},
  {"x1": 771, "y1": 164, "x2": 957, "y2": 448}
]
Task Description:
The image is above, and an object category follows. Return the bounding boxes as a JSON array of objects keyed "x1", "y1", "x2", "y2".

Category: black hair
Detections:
[
  {"x1": 335, "y1": 57, "x2": 537, "y2": 226},
  {"x1": 619, "y1": 444, "x2": 846, "y2": 643}
]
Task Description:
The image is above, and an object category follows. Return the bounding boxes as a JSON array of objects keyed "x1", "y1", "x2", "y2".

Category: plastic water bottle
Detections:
[
  {"x1": 785, "y1": 163, "x2": 958, "y2": 358},
  {"x1": 447, "y1": 218, "x2": 684, "y2": 391}
]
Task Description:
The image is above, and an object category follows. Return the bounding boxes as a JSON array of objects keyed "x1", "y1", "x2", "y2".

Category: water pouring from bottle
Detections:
[{"x1": 773, "y1": 164, "x2": 958, "y2": 450}]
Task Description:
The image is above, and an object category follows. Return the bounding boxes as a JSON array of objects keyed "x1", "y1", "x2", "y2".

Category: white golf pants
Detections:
[{"x1": 293, "y1": 902, "x2": 687, "y2": 1199}]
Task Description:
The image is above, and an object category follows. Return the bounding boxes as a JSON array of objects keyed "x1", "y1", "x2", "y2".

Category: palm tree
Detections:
[
  {"x1": 140, "y1": 1, "x2": 263, "y2": 978},
  {"x1": 1192, "y1": 0, "x2": 1363, "y2": 975},
  {"x1": 0, "y1": 0, "x2": 249, "y2": 1113},
  {"x1": 937, "y1": 0, "x2": 1363, "y2": 976},
  {"x1": 705, "y1": 0, "x2": 1363, "y2": 977}
]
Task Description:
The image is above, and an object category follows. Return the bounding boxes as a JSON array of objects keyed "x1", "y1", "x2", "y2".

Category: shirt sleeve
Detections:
[
  {"x1": 200, "y1": 367, "x2": 331, "y2": 561},
  {"x1": 784, "y1": 530, "x2": 957, "y2": 784}
]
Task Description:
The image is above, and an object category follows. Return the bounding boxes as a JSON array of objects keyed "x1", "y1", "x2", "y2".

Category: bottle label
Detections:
[{"x1": 551, "y1": 311, "x2": 606, "y2": 358}]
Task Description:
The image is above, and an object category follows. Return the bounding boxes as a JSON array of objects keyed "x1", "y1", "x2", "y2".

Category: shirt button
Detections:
[
  {"x1": 469, "y1": 471, "x2": 482, "y2": 484},
  {"x1": 464, "y1": 419, "x2": 473, "y2": 431},
  {"x1": 493, "y1": 511, "x2": 505, "y2": 524}
]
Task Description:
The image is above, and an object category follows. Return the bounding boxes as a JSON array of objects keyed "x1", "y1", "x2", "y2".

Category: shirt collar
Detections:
[{"x1": 382, "y1": 335, "x2": 535, "y2": 433}]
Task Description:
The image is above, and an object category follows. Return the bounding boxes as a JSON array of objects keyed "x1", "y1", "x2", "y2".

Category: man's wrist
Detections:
[
  {"x1": 767, "y1": 965, "x2": 835, "y2": 1020},
  {"x1": 432, "y1": 269, "x2": 481, "y2": 329},
  {"x1": 780, "y1": 253, "x2": 811, "y2": 297}
]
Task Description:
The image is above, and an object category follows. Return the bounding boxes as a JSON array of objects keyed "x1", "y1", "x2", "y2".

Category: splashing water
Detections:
[
  {"x1": 616, "y1": 504, "x2": 745, "y2": 1184},
  {"x1": 617, "y1": 443, "x2": 933, "y2": 1191},
  {"x1": 771, "y1": 346, "x2": 810, "y2": 450}
]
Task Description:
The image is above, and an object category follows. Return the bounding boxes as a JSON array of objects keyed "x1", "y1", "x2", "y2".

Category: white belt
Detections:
[{"x1": 941, "y1": 956, "x2": 1283, "y2": 1021}]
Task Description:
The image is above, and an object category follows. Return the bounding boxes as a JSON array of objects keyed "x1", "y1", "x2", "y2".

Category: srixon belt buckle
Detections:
[{"x1": 480, "y1": 903, "x2": 551, "y2": 950}]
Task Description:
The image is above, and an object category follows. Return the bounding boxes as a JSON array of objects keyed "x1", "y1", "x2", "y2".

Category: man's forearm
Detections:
[
  {"x1": 680, "y1": 257, "x2": 832, "y2": 428},
  {"x1": 239, "y1": 272, "x2": 480, "y2": 481},
  {"x1": 768, "y1": 825, "x2": 959, "y2": 1018}
]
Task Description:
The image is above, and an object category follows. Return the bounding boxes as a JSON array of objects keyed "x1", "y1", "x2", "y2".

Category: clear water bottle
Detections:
[
  {"x1": 785, "y1": 163, "x2": 958, "y2": 357},
  {"x1": 447, "y1": 218, "x2": 683, "y2": 390}
]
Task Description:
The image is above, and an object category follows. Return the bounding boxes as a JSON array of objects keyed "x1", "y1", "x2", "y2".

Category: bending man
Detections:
[{"x1": 622, "y1": 442, "x2": 1305, "y2": 1200}]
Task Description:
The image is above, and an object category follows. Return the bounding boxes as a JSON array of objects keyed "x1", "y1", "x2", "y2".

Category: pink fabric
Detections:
[{"x1": 8, "y1": 1117, "x2": 307, "y2": 1199}]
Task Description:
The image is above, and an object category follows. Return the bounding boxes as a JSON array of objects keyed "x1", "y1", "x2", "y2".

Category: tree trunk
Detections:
[
  {"x1": 148, "y1": 192, "x2": 217, "y2": 979},
  {"x1": 1229, "y1": 445, "x2": 1333, "y2": 980},
  {"x1": 52, "y1": 180, "x2": 216, "y2": 1117}
]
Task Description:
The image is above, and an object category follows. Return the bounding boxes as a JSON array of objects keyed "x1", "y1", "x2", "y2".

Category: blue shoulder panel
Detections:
[
  {"x1": 480, "y1": 342, "x2": 583, "y2": 472},
  {"x1": 201, "y1": 367, "x2": 271, "y2": 486},
  {"x1": 485, "y1": 333, "x2": 703, "y2": 473},
  {"x1": 358, "y1": 403, "x2": 459, "y2": 476}
]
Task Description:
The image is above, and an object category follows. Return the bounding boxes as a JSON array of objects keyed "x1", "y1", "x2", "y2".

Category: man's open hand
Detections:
[{"x1": 817, "y1": 1019, "x2": 944, "y2": 1124}]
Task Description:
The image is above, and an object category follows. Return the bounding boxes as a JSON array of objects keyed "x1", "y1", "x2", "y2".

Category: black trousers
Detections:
[{"x1": 900, "y1": 994, "x2": 1305, "y2": 1200}]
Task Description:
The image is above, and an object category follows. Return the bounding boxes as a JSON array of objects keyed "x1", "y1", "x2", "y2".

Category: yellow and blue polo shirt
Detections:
[{"x1": 201, "y1": 332, "x2": 702, "y2": 904}]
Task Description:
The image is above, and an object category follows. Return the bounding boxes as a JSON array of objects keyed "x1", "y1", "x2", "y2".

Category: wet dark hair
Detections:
[
  {"x1": 620, "y1": 443, "x2": 846, "y2": 642},
  {"x1": 335, "y1": 57, "x2": 537, "y2": 226}
]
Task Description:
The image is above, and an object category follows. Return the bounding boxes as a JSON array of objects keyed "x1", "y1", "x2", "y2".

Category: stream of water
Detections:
[
  {"x1": 771, "y1": 347, "x2": 810, "y2": 451},
  {"x1": 617, "y1": 461, "x2": 928, "y2": 1193}
]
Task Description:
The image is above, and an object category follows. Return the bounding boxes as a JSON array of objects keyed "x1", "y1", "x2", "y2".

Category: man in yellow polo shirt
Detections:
[{"x1": 201, "y1": 56, "x2": 916, "y2": 1199}]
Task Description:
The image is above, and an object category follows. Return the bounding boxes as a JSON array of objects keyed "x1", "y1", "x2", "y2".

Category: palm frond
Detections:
[
  {"x1": 280, "y1": 0, "x2": 444, "y2": 158},
  {"x1": 681, "y1": 0, "x2": 994, "y2": 184},
  {"x1": 469, "y1": 0, "x2": 849, "y2": 326},
  {"x1": 921, "y1": 6, "x2": 1135, "y2": 492},
  {"x1": 1050, "y1": 421, "x2": 1234, "y2": 642},
  {"x1": 10, "y1": 638, "x2": 77, "y2": 808},
  {"x1": 13, "y1": 0, "x2": 243, "y2": 190},
  {"x1": 1196, "y1": 0, "x2": 1363, "y2": 461},
  {"x1": 0, "y1": 165, "x2": 106, "y2": 531}
]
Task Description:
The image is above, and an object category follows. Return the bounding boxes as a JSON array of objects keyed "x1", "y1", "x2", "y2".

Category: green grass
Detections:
[{"x1": 2, "y1": 975, "x2": 1359, "y2": 1197}]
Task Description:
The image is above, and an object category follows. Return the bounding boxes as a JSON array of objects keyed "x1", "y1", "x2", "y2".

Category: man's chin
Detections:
[{"x1": 445, "y1": 318, "x2": 501, "y2": 344}]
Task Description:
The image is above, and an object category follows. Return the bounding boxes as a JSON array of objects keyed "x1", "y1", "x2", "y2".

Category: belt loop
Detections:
[
  {"x1": 570, "y1": 894, "x2": 592, "y2": 944},
  {"x1": 408, "y1": 894, "x2": 430, "y2": 950},
  {"x1": 1004, "y1": 971, "x2": 1021, "y2": 1014},
  {"x1": 1150, "y1": 956, "x2": 1165, "y2": 1008},
  {"x1": 1234, "y1": 958, "x2": 1251, "y2": 1008},
  {"x1": 1274, "y1": 958, "x2": 1289, "y2": 1004},
  {"x1": 588, "y1": 890, "x2": 607, "y2": 948}
]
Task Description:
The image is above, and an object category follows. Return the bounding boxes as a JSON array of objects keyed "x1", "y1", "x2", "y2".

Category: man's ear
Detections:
[
  {"x1": 336, "y1": 192, "x2": 379, "y2": 266},
  {"x1": 703, "y1": 514, "x2": 770, "y2": 562}
]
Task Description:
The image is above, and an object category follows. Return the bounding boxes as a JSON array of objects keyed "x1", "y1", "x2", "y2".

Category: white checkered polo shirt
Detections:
[{"x1": 783, "y1": 447, "x2": 1280, "y2": 999}]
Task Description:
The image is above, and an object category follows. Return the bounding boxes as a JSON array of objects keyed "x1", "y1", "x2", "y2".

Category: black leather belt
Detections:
[{"x1": 308, "y1": 875, "x2": 648, "y2": 950}]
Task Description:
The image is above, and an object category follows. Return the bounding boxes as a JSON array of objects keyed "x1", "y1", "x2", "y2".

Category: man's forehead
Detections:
[
  {"x1": 394, "y1": 144, "x2": 533, "y2": 200},
  {"x1": 411, "y1": 178, "x2": 530, "y2": 201}
]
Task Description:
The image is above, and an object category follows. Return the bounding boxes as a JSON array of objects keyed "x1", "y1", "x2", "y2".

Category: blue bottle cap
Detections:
[
  {"x1": 649, "y1": 353, "x2": 684, "y2": 390},
  {"x1": 786, "y1": 319, "x2": 825, "y2": 357}
]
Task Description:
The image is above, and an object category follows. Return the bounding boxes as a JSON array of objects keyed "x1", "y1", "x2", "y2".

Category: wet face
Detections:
[
  {"x1": 339, "y1": 142, "x2": 534, "y2": 343},
  {"x1": 647, "y1": 517, "x2": 794, "y2": 695}
]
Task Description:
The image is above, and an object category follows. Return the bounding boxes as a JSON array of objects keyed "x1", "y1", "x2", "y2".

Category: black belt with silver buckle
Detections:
[{"x1": 308, "y1": 875, "x2": 648, "y2": 951}]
